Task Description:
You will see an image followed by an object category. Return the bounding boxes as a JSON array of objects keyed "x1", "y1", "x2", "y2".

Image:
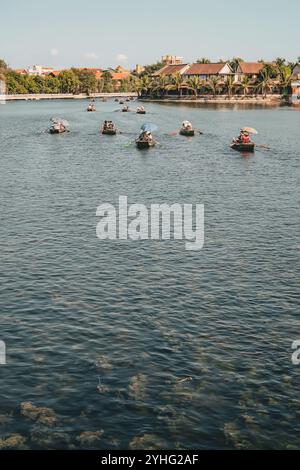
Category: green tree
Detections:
[
  {"x1": 5, "y1": 71, "x2": 27, "y2": 94},
  {"x1": 73, "y1": 69, "x2": 97, "y2": 94},
  {"x1": 140, "y1": 75, "x2": 152, "y2": 96},
  {"x1": 59, "y1": 69, "x2": 80, "y2": 93},
  {"x1": 196, "y1": 58, "x2": 211, "y2": 64},
  {"x1": 229, "y1": 57, "x2": 244, "y2": 72},
  {"x1": 186, "y1": 76, "x2": 203, "y2": 99},
  {"x1": 238, "y1": 76, "x2": 254, "y2": 97},
  {"x1": 224, "y1": 75, "x2": 236, "y2": 98},
  {"x1": 140, "y1": 62, "x2": 164, "y2": 76},
  {"x1": 152, "y1": 75, "x2": 169, "y2": 97},
  {"x1": 275, "y1": 57, "x2": 286, "y2": 67},
  {"x1": 131, "y1": 77, "x2": 143, "y2": 97},
  {"x1": 44, "y1": 76, "x2": 60, "y2": 93},
  {"x1": 256, "y1": 67, "x2": 275, "y2": 98},
  {"x1": 277, "y1": 65, "x2": 293, "y2": 96},
  {"x1": 101, "y1": 71, "x2": 113, "y2": 92},
  {"x1": 205, "y1": 76, "x2": 222, "y2": 97},
  {"x1": 167, "y1": 72, "x2": 186, "y2": 97}
]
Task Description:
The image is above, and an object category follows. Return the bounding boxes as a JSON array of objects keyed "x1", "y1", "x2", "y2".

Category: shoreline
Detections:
[
  {"x1": 2, "y1": 92, "x2": 138, "y2": 101},
  {"x1": 139, "y1": 96, "x2": 289, "y2": 106}
]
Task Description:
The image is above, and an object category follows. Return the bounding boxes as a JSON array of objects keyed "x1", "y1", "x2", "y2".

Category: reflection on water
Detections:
[{"x1": 0, "y1": 100, "x2": 299, "y2": 449}]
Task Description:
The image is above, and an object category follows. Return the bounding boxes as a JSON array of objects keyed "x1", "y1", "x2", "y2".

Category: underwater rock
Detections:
[
  {"x1": 30, "y1": 425, "x2": 70, "y2": 448},
  {"x1": 20, "y1": 402, "x2": 41, "y2": 420},
  {"x1": 0, "y1": 433, "x2": 27, "y2": 449},
  {"x1": 129, "y1": 434, "x2": 166, "y2": 450},
  {"x1": 20, "y1": 402, "x2": 57, "y2": 426},
  {"x1": 128, "y1": 374, "x2": 148, "y2": 401},
  {"x1": 77, "y1": 431, "x2": 104, "y2": 447},
  {"x1": 95, "y1": 356, "x2": 113, "y2": 370},
  {"x1": 0, "y1": 412, "x2": 13, "y2": 426}
]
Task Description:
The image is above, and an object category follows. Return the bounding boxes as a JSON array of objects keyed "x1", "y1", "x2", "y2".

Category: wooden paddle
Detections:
[{"x1": 255, "y1": 143, "x2": 271, "y2": 150}]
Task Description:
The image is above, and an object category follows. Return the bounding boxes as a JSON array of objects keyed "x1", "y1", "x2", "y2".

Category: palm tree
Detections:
[
  {"x1": 186, "y1": 76, "x2": 203, "y2": 99},
  {"x1": 196, "y1": 58, "x2": 211, "y2": 64},
  {"x1": 238, "y1": 76, "x2": 254, "y2": 97},
  {"x1": 132, "y1": 77, "x2": 143, "y2": 97},
  {"x1": 256, "y1": 68, "x2": 275, "y2": 98},
  {"x1": 230, "y1": 57, "x2": 244, "y2": 73},
  {"x1": 167, "y1": 72, "x2": 186, "y2": 98},
  {"x1": 140, "y1": 75, "x2": 152, "y2": 96},
  {"x1": 224, "y1": 75, "x2": 236, "y2": 98},
  {"x1": 277, "y1": 65, "x2": 293, "y2": 96},
  {"x1": 205, "y1": 76, "x2": 222, "y2": 98},
  {"x1": 152, "y1": 75, "x2": 169, "y2": 97},
  {"x1": 275, "y1": 58, "x2": 286, "y2": 68}
]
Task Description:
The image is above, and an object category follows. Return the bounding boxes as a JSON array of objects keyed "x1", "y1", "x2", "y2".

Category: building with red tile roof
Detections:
[
  {"x1": 236, "y1": 62, "x2": 265, "y2": 75},
  {"x1": 184, "y1": 63, "x2": 233, "y2": 79},
  {"x1": 76, "y1": 68, "x2": 103, "y2": 80},
  {"x1": 14, "y1": 68, "x2": 27, "y2": 75},
  {"x1": 153, "y1": 64, "x2": 190, "y2": 77}
]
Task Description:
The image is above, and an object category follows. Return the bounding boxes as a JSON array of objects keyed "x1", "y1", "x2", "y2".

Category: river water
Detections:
[{"x1": 0, "y1": 99, "x2": 299, "y2": 449}]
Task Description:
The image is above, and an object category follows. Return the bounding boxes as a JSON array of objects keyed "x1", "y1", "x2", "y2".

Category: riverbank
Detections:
[
  {"x1": 2, "y1": 92, "x2": 138, "y2": 101},
  {"x1": 139, "y1": 94, "x2": 288, "y2": 106}
]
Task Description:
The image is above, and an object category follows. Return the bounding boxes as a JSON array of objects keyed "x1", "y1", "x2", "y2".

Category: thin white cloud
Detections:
[
  {"x1": 116, "y1": 53, "x2": 128, "y2": 62},
  {"x1": 85, "y1": 52, "x2": 98, "y2": 60},
  {"x1": 50, "y1": 48, "x2": 59, "y2": 56}
]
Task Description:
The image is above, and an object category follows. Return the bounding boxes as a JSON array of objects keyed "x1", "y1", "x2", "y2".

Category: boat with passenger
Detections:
[
  {"x1": 101, "y1": 120, "x2": 117, "y2": 135},
  {"x1": 135, "y1": 123, "x2": 157, "y2": 149},
  {"x1": 179, "y1": 121, "x2": 195, "y2": 136},
  {"x1": 231, "y1": 127, "x2": 257, "y2": 152},
  {"x1": 137, "y1": 106, "x2": 146, "y2": 114},
  {"x1": 49, "y1": 118, "x2": 69, "y2": 134}
]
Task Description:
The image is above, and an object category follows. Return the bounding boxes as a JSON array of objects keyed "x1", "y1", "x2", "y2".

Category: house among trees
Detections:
[
  {"x1": 110, "y1": 65, "x2": 132, "y2": 89},
  {"x1": 75, "y1": 68, "x2": 103, "y2": 80},
  {"x1": 184, "y1": 63, "x2": 233, "y2": 81},
  {"x1": 235, "y1": 62, "x2": 265, "y2": 81},
  {"x1": 14, "y1": 69, "x2": 27, "y2": 75},
  {"x1": 153, "y1": 63, "x2": 190, "y2": 78}
]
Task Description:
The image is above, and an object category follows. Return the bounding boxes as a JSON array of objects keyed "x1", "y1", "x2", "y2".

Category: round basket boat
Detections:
[
  {"x1": 231, "y1": 142, "x2": 255, "y2": 152},
  {"x1": 179, "y1": 129, "x2": 195, "y2": 137}
]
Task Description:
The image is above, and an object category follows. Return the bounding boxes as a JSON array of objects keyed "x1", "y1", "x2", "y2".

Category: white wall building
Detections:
[{"x1": 26, "y1": 65, "x2": 54, "y2": 76}]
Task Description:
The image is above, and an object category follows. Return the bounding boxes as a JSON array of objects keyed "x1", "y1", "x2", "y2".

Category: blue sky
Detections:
[{"x1": 1, "y1": 0, "x2": 299, "y2": 69}]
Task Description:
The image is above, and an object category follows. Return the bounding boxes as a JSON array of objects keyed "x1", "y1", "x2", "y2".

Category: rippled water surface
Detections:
[{"x1": 0, "y1": 99, "x2": 299, "y2": 449}]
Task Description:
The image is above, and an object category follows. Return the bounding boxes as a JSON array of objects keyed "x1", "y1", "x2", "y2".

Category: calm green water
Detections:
[{"x1": 0, "y1": 99, "x2": 299, "y2": 450}]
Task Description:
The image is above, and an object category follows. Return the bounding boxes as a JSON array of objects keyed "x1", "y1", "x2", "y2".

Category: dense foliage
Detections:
[{"x1": 0, "y1": 58, "x2": 298, "y2": 97}]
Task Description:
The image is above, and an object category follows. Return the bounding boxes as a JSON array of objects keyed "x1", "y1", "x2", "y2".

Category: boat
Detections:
[
  {"x1": 136, "y1": 139, "x2": 156, "y2": 149},
  {"x1": 101, "y1": 121, "x2": 117, "y2": 135},
  {"x1": 180, "y1": 121, "x2": 194, "y2": 136},
  {"x1": 87, "y1": 103, "x2": 96, "y2": 112},
  {"x1": 136, "y1": 123, "x2": 158, "y2": 149},
  {"x1": 49, "y1": 125, "x2": 65, "y2": 134},
  {"x1": 137, "y1": 107, "x2": 146, "y2": 115},
  {"x1": 49, "y1": 118, "x2": 68, "y2": 134},
  {"x1": 102, "y1": 128, "x2": 117, "y2": 135},
  {"x1": 122, "y1": 106, "x2": 129, "y2": 112},
  {"x1": 179, "y1": 128, "x2": 195, "y2": 137},
  {"x1": 231, "y1": 142, "x2": 255, "y2": 152}
]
